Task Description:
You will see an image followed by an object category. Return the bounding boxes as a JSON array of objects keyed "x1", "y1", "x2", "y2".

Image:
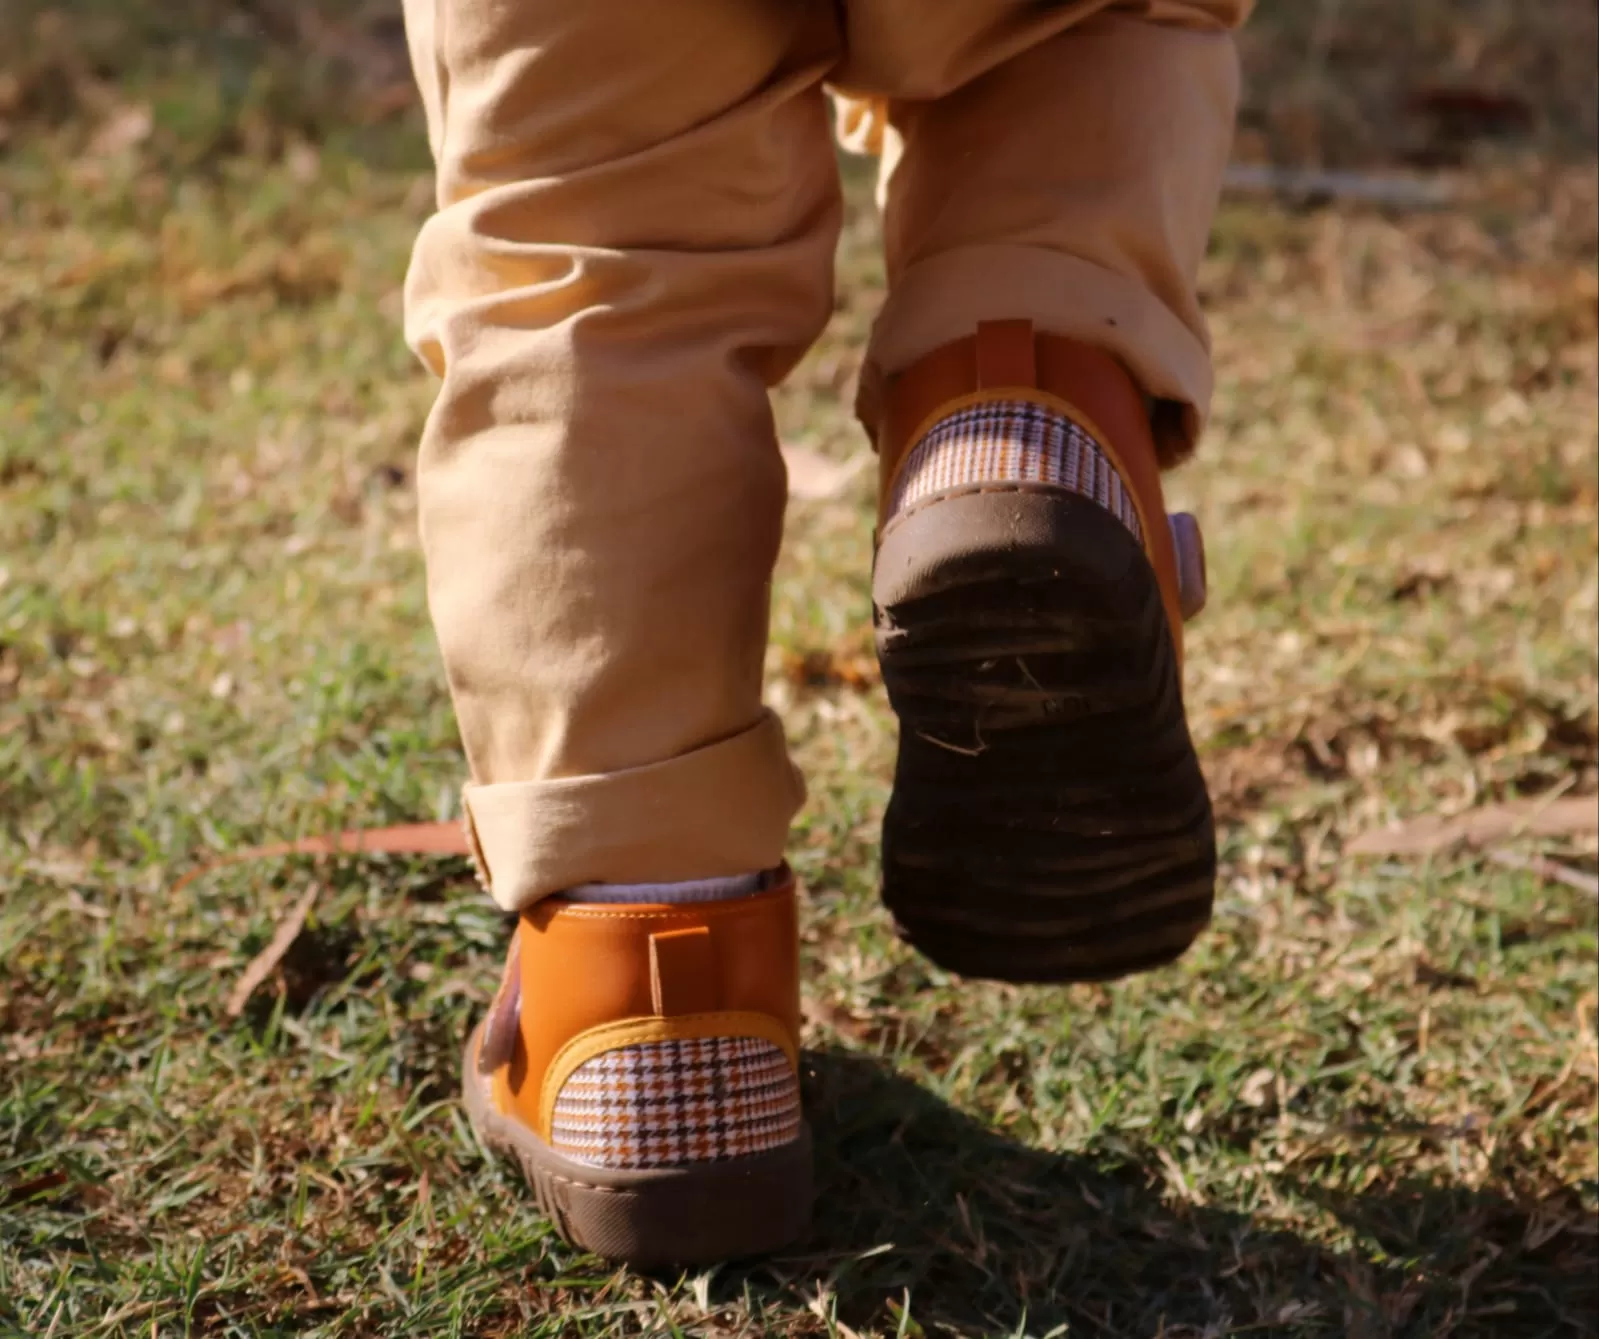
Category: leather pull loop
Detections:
[
  {"x1": 975, "y1": 319, "x2": 1036, "y2": 389},
  {"x1": 478, "y1": 930, "x2": 524, "y2": 1074},
  {"x1": 1168, "y1": 513, "x2": 1208, "y2": 621},
  {"x1": 648, "y1": 927, "x2": 717, "y2": 1017}
]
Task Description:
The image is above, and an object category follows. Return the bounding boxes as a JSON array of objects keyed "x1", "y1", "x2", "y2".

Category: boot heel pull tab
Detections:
[
  {"x1": 649, "y1": 927, "x2": 717, "y2": 1017},
  {"x1": 1168, "y1": 512, "x2": 1208, "y2": 621}
]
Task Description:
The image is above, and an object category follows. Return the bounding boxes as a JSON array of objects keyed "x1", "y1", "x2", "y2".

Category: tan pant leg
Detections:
[
  {"x1": 836, "y1": 1, "x2": 1249, "y2": 463},
  {"x1": 402, "y1": 0, "x2": 841, "y2": 909}
]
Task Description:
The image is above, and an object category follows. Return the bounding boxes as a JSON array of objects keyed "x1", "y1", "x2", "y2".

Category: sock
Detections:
[
  {"x1": 562, "y1": 870, "x2": 769, "y2": 904},
  {"x1": 887, "y1": 398, "x2": 1206, "y2": 617},
  {"x1": 886, "y1": 398, "x2": 1144, "y2": 541}
]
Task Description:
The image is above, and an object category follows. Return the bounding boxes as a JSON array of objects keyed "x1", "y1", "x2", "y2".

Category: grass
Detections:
[{"x1": 2, "y1": 1, "x2": 1596, "y2": 1335}]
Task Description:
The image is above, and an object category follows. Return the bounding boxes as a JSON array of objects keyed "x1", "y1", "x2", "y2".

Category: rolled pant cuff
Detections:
[
  {"x1": 862, "y1": 245, "x2": 1215, "y2": 465},
  {"x1": 461, "y1": 709, "x2": 805, "y2": 912}
]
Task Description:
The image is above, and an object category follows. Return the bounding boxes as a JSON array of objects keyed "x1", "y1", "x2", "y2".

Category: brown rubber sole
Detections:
[
  {"x1": 461, "y1": 1023, "x2": 813, "y2": 1268},
  {"x1": 872, "y1": 485, "x2": 1216, "y2": 984}
]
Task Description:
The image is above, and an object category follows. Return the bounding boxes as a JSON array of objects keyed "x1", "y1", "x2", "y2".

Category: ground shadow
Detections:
[{"x1": 718, "y1": 1051, "x2": 1595, "y2": 1338}]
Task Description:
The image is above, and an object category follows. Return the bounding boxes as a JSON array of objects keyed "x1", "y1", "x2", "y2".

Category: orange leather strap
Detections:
[{"x1": 876, "y1": 321, "x2": 1185, "y2": 659}]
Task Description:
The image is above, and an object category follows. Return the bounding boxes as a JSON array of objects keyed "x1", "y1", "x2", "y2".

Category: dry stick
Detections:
[
  {"x1": 180, "y1": 822, "x2": 475, "y2": 1015},
  {"x1": 1484, "y1": 849, "x2": 1599, "y2": 898},
  {"x1": 1345, "y1": 794, "x2": 1597, "y2": 857},
  {"x1": 1222, "y1": 163, "x2": 1455, "y2": 208},
  {"x1": 176, "y1": 821, "x2": 473, "y2": 894},
  {"x1": 225, "y1": 884, "x2": 322, "y2": 1018}
]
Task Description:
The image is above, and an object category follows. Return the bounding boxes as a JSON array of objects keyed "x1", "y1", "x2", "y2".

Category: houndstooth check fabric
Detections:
[
  {"x1": 550, "y1": 1036, "x2": 801, "y2": 1169},
  {"x1": 887, "y1": 399, "x2": 1143, "y2": 542}
]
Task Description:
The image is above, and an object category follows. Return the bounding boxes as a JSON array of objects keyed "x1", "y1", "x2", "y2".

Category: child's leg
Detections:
[
  {"x1": 401, "y1": 0, "x2": 839, "y2": 1264},
  {"x1": 837, "y1": 2, "x2": 1248, "y2": 981},
  {"x1": 847, "y1": 2, "x2": 1245, "y2": 464},
  {"x1": 403, "y1": 0, "x2": 840, "y2": 913}
]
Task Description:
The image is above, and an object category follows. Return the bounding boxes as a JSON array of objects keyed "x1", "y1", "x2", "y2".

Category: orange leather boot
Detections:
[
  {"x1": 869, "y1": 321, "x2": 1213, "y2": 983},
  {"x1": 462, "y1": 868, "x2": 810, "y2": 1266}
]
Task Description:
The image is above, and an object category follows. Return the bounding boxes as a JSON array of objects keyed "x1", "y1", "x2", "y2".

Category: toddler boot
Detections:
[
  {"x1": 870, "y1": 321, "x2": 1213, "y2": 983},
  {"x1": 462, "y1": 868, "x2": 811, "y2": 1266}
]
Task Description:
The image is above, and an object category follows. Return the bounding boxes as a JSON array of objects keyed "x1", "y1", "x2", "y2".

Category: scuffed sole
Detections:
[{"x1": 873, "y1": 485, "x2": 1216, "y2": 983}]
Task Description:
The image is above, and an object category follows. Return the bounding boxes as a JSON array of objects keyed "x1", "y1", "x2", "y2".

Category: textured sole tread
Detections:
[{"x1": 873, "y1": 487, "x2": 1216, "y2": 984}]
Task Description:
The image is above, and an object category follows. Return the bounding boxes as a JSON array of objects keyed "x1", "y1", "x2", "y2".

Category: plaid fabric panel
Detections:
[
  {"x1": 550, "y1": 1036, "x2": 801, "y2": 1169},
  {"x1": 888, "y1": 399, "x2": 1143, "y2": 542}
]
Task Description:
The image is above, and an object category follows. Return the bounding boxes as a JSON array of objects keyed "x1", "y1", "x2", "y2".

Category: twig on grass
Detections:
[
  {"x1": 226, "y1": 884, "x2": 321, "y2": 1017},
  {"x1": 1484, "y1": 849, "x2": 1599, "y2": 898},
  {"x1": 1346, "y1": 795, "x2": 1597, "y2": 856},
  {"x1": 1223, "y1": 163, "x2": 1456, "y2": 208}
]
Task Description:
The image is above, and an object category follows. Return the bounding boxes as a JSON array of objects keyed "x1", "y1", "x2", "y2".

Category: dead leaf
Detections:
[
  {"x1": 285, "y1": 140, "x2": 320, "y2": 184},
  {"x1": 1346, "y1": 796, "x2": 1597, "y2": 856},
  {"x1": 1406, "y1": 87, "x2": 1535, "y2": 138},
  {"x1": 1239, "y1": 1066, "x2": 1276, "y2": 1108},
  {"x1": 87, "y1": 103, "x2": 152, "y2": 157},
  {"x1": 1414, "y1": 957, "x2": 1477, "y2": 992},
  {"x1": 782, "y1": 445, "x2": 868, "y2": 501},
  {"x1": 779, "y1": 646, "x2": 877, "y2": 692},
  {"x1": 226, "y1": 885, "x2": 321, "y2": 1018},
  {"x1": 800, "y1": 994, "x2": 874, "y2": 1044},
  {"x1": 23, "y1": 846, "x2": 94, "y2": 884},
  {"x1": 1391, "y1": 566, "x2": 1452, "y2": 601},
  {"x1": 3, "y1": 1169, "x2": 68, "y2": 1207},
  {"x1": 65, "y1": 890, "x2": 110, "y2": 920}
]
